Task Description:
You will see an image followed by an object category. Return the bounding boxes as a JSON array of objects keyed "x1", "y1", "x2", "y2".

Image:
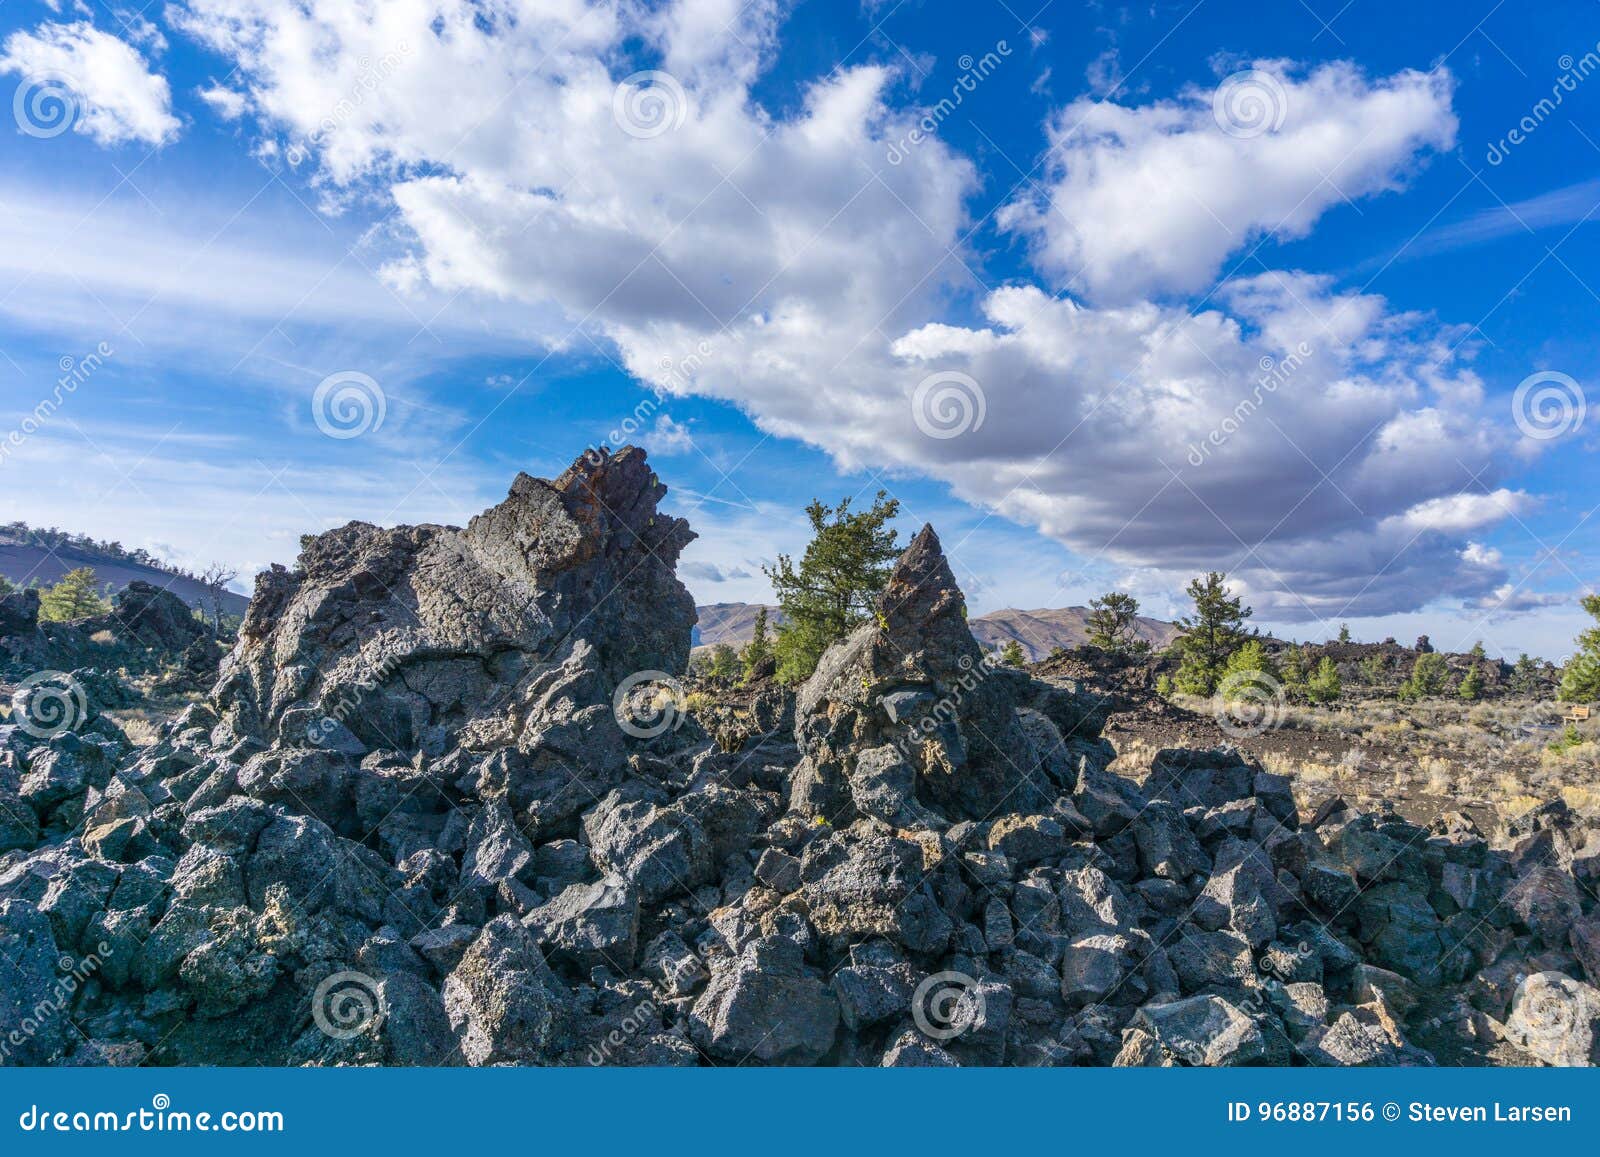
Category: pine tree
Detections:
[
  {"x1": 39, "y1": 567, "x2": 109, "y2": 622},
  {"x1": 1086, "y1": 592, "x2": 1142, "y2": 654},
  {"x1": 1560, "y1": 595, "x2": 1600, "y2": 703},
  {"x1": 1221, "y1": 638, "x2": 1278, "y2": 686},
  {"x1": 1174, "y1": 572, "x2": 1252, "y2": 695},
  {"x1": 1279, "y1": 645, "x2": 1309, "y2": 690},
  {"x1": 1306, "y1": 657, "x2": 1343, "y2": 704},
  {"x1": 765, "y1": 492, "x2": 901, "y2": 683},
  {"x1": 1457, "y1": 665, "x2": 1483, "y2": 701},
  {"x1": 741, "y1": 607, "x2": 772, "y2": 680},
  {"x1": 1399, "y1": 652, "x2": 1449, "y2": 701},
  {"x1": 1511, "y1": 653, "x2": 1539, "y2": 696},
  {"x1": 707, "y1": 644, "x2": 740, "y2": 683},
  {"x1": 1337, "y1": 623, "x2": 1352, "y2": 643},
  {"x1": 0, "y1": 573, "x2": 13, "y2": 596},
  {"x1": 1000, "y1": 639, "x2": 1027, "y2": 667}
]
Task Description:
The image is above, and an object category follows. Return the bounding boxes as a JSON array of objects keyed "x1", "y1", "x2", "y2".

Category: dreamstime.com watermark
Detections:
[
  {"x1": 1486, "y1": 45, "x2": 1600, "y2": 165},
  {"x1": 585, "y1": 338, "x2": 720, "y2": 465},
  {"x1": 911, "y1": 370, "x2": 986, "y2": 440},
  {"x1": 886, "y1": 41, "x2": 1013, "y2": 164},
  {"x1": 1512, "y1": 370, "x2": 1585, "y2": 441},
  {"x1": 1211, "y1": 669, "x2": 1288, "y2": 740},
  {"x1": 612, "y1": 670, "x2": 688, "y2": 739},
  {"x1": 586, "y1": 955, "x2": 706, "y2": 1064},
  {"x1": 285, "y1": 43, "x2": 412, "y2": 168},
  {"x1": 12, "y1": 72, "x2": 78, "y2": 138},
  {"x1": 1185, "y1": 342, "x2": 1312, "y2": 467},
  {"x1": 1212, "y1": 70, "x2": 1289, "y2": 138},
  {"x1": 911, "y1": 970, "x2": 985, "y2": 1041},
  {"x1": 888, "y1": 651, "x2": 1005, "y2": 759},
  {"x1": 7, "y1": 670, "x2": 89, "y2": 741},
  {"x1": 17, "y1": 1095, "x2": 283, "y2": 1134},
  {"x1": 612, "y1": 70, "x2": 689, "y2": 139},
  {"x1": 312, "y1": 370, "x2": 386, "y2": 439},
  {"x1": 307, "y1": 652, "x2": 403, "y2": 747},
  {"x1": 0, "y1": 342, "x2": 113, "y2": 469},
  {"x1": 0, "y1": 945, "x2": 106, "y2": 1065}
]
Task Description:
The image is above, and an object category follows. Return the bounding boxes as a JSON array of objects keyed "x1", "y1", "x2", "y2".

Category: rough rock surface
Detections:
[{"x1": 2, "y1": 445, "x2": 1597, "y2": 1068}]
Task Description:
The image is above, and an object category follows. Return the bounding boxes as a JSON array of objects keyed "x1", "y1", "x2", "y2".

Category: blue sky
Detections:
[{"x1": 0, "y1": 0, "x2": 1595, "y2": 660}]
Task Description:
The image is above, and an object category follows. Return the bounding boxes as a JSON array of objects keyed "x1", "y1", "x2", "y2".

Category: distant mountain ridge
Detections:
[
  {"x1": 693, "y1": 601, "x2": 1182, "y2": 659},
  {"x1": 0, "y1": 533, "x2": 249, "y2": 616}
]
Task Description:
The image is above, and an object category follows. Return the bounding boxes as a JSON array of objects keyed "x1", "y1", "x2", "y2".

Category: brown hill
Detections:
[{"x1": 692, "y1": 601, "x2": 1181, "y2": 659}]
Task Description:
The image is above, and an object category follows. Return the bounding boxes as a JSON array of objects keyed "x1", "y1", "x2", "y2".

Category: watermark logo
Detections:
[
  {"x1": 0, "y1": 341, "x2": 113, "y2": 471},
  {"x1": 1487, "y1": 46, "x2": 1600, "y2": 165},
  {"x1": 885, "y1": 40, "x2": 1012, "y2": 164},
  {"x1": 612, "y1": 670, "x2": 687, "y2": 739},
  {"x1": 1186, "y1": 343, "x2": 1311, "y2": 467},
  {"x1": 9, "y1": 671, "x2": 87, "y2": 740},
  {"x1": 313, "y1": 371, "x2": 386, "y2": 440},
  {"x1": 13, "y1": 73, "x2": 77, "y2": 138},
  {"x1": 612, "y1": 71, "x2": 688, "y2": 139},
  {"x1": 1213, "y1": 70, "x2": 1288, "y2": 139},
  {"x1": 1212, "y1": 669, "x2": 1287, "y2": 739},
  {"x1": 912, "y1": 370, "x2": 986, "y2": 440},
  {"x1": 911, "y1": 971, "x2": 984, "y2": 1041},
  {"x1": 283, "y1": 42, "x2": 411, "y2": 169},
  {"x1": 311, "y1": 970, "x2": 384, "y2": 1040},
  {"x1": 1512, "y1": 370, "x2": 1585, "y2": 441}
]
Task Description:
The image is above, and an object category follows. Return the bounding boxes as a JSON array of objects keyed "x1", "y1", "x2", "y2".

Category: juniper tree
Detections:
[{"x1": 1087, "y1": 592, "x2": 1144, "y2": 654}]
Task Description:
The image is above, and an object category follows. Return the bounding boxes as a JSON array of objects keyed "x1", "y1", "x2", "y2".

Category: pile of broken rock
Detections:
[{"x1": 3, "y1": 446, "x2": 1598, "y2": 1067}]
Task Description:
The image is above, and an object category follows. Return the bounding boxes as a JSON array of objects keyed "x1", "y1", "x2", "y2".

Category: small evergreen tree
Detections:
[
  {"x1": 39, "y1": 567, "x2": 109, "y2": 622},
  {"x1": 741, "y1": 607, "x2": 772, "y2": 680},
  {"x1": 1000, "y1": 639, "x2": 1027, "y2": 667},
  {"x1": 1220, "y1": 638, "x2": 1279, "y2": 686},
  {"x1": 707, "y1": 643, "x2": 740, "y2": 683},
  {"x1": 1086, "y1": 592, "x2": 1142, "y2": 654},
  {"x1": 1337, "y1": 623, "x2": 1352, "y2": 643},
  {"x1": 1511, "y1": 653, "x2": 1539, "y2": 696},
  {"x1": 0, "y1": 574, "x2": 13, "y2": 596},
  {"x1": 1468, "y1": 640, "x2": 1487, "y2": 660},
  {"x1": 1174, "y1": 572, "x2": 1252, "y2": 695},
  {"x1": 1306, "y1": 657, "x2": 1343, "y2": 704},
  {"x1": 1559, "y1": 594, "x2": 1600, "y2": 703},
  {"x1": 1457, "y1": 665, "x2": 1483, "y2": 701},
  {"x1": 1398, "y1": 652, "x2": 1450, "y2": 701},
  {"x1": 1359, "y1": 654, "x2": 1389, "y2": 686},
  {"x1": 764, "y1": 492, "x2": 901, "y2": 683},
  {"x1": 1279, "y1": 645, "x2": 1309, "y2": 690}
]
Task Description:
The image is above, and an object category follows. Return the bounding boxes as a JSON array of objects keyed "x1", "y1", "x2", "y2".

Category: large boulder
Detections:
[
  {"x1": 213, "y1": 446, "x2": 695, "y2": 753},
  {"x1": 689, "y1": 937, "x2": 839, "y2": 1065}
]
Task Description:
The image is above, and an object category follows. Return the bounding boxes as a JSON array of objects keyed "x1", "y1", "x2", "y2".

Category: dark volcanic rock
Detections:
[
  {"x1": 790, "y1": 525, "x2": 1054, "y2": 824},
  {"x1": 4, "y1": 444, "x2": 1594, "y2": 1071}
]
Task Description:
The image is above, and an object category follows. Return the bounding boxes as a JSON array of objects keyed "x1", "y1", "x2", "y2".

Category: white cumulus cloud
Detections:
[
  {"x1": 0, "y1": 20, "x2": 181, "y2": 146},
  {"x1": 148, "y1": 2, "x2": 1524, "y2": 620}
]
